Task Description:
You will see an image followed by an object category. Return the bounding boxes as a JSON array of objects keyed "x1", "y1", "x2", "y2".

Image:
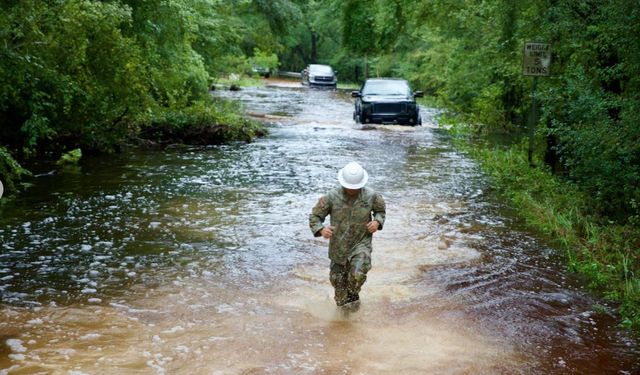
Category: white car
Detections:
[{"x1": 301, "y1": 64, "x2": 337, "y2": 88}]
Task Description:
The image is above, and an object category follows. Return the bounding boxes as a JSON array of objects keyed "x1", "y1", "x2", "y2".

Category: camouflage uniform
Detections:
[{"x1": 309, "y1": 187, "x2": 386, "y2": 306}]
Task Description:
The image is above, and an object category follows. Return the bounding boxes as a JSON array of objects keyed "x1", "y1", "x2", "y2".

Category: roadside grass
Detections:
[
  {"x1": 450, "y1": 124, "x2": 640, "y2": 330},
  {"x1": 416, "y1": 96, "x2": 441, "y2": 109},
  {"x1": 337, "y1": 82, "x2": 360, "y2": 90}
]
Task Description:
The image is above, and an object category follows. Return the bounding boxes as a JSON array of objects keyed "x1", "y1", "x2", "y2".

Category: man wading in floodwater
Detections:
[{"x1": 309, "y1": 162, "x2": 386, "y2": 311}]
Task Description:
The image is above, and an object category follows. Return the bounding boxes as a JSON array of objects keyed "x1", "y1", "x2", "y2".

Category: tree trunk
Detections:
[
  {"x1": 544, "y1": 116, "x2": 561, "y2": 174},
  {"x1": 500, "y1": 0, "x2": 518, "y2": 126},
  {"x1": 364, "y1": 54, "x2": 368, "y2": 79},
  {"x1": 311, "y1": 31, "x2": 318, "y2": 63}
]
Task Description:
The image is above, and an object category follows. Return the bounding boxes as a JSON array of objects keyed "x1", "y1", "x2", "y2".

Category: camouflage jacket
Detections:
[{"x1": 309, "y1": 187, "x2": 386, "y2": 265}]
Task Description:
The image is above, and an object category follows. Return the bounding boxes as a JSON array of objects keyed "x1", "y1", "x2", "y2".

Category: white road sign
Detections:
[{"x1": 523, "y1": 43, "x2": 551, "y2": 76}]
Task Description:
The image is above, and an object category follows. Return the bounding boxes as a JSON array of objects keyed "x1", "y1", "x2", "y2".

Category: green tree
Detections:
[
  {"x1": 341, "y1": 0, "x2": 377, "y2": 78},
  {"x1": 0, "y1": 0, "x2": 265, "y2": 192}
]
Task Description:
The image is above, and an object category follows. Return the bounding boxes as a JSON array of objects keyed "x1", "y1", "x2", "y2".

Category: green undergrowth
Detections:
[
  {"x1": 337, "y1": 82, "x2": 360, "y2": 90},
  {"x1": 450, "y1": 125, "x2": 640, "y2": 330},
  {"x1": 416, "y1": 96, "x2": 441, "y2": 109},
  {"x1": 0, "y1": 146, "x2": 31, "y2": 193},
  {"x1": 137, "y1": 98, "x2": 265, "y2": 146}
]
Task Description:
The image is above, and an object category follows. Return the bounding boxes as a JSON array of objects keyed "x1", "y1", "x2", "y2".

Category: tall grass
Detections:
[{"x1": 454, "y1": 132, "x2": 640, "y2": 329}]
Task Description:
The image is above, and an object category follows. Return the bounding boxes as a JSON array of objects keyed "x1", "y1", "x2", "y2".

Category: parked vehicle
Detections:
[
  {"x1": 301, "y1": 64, "x2": 337, "y2": 88},
  {"x1": 352, "y1": 78, "x2": 423, "y2": 125},
  {"x1": 251, "y1": 65, "x2": 271, "y2": 78}
]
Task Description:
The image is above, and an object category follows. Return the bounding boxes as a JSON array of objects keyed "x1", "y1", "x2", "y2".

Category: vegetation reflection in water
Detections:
[{"x1": 0, "y1": 86, "x2": 638, "y2": 374}]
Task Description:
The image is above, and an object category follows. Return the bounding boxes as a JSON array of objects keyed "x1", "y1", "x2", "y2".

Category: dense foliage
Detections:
[
  {"x1": 332, "y1": 0, "x2": 639, "y2": 226},
  {"x1": 0, "y1": 0, "x2": 286, "y2": 191}
]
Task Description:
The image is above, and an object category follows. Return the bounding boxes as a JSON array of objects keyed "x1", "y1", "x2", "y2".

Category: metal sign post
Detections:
[
  {"x1": 527, "y1": 77, "x2": 539, "y2": 166},
  {"x1": 523, "y1": 42, "x2": 551, "y2": 166}
]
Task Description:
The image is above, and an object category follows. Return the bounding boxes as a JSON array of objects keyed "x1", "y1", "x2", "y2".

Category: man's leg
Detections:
[
  {"x1": 346, "y1": 252, "x2": 371, "y2": 304},
  {"x1": 329, "y1": 261, "x2": 349, "y2": 306}
]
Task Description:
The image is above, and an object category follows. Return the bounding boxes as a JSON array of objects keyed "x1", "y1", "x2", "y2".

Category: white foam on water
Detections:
[
  {"x1": 161, "y1": 326, "x2": 185, "y2": 334},
  {"x1": 79, "y1": 333, "x2": 101, "y2": 341},
  {"x1": 173, "y1": 345, "x2": 189, "y2": 355},
  {"x1": 7, "y1": 354, "x2": 25, "y2": 361},
  {"x1": 0, "y1": 365, "x2": 20, "y2": 374},
  {"x1": 6, "y1": 339, "x2": 26, "y2": 353}
]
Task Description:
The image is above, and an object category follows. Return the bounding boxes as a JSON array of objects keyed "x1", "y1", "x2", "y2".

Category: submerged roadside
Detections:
[
  {"x1": 0, "y1": 96, "x2": 266, "y2": 199},
  {"x1": 444, "y1": 121, "x2": 640, "y2": 330}
]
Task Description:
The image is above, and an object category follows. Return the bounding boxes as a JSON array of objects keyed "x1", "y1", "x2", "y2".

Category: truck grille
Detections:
[
  {"x1": 314, "y1": 76, "x2": 334, "y2": 82},
  {"x1": 373, "y1": 103, "x2": 406, "y2": 114}
]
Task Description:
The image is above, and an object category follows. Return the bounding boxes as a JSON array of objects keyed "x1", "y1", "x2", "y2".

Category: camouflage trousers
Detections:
[{"x1": 329, "y1": 252, "x2": 371, "y2": 306}]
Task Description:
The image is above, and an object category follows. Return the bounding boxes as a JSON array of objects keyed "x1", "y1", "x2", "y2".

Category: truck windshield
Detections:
[
  {"x1": 362, "y1": 80, "x2": 410, "y2": 96},
  {"x1": 309, "y1": 65, "x2": 334, "y2": 75}
]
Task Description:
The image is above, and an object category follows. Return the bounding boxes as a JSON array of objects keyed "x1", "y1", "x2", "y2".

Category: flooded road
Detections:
[{"x1": 1, "y1": 82, "x2": 638, "y2": 374}]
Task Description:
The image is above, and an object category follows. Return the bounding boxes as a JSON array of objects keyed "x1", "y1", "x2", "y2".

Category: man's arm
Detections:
[
  {"x1": 372, "y1": 193, "x2": 386, "y2": 230},
  {"x1": 309, "y1": 195, "x2": 331, "y2": 237}
]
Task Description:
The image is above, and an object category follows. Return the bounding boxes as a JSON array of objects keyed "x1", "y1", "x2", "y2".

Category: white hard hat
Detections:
[{"x1": 337, "y1": 162, "x2": 369, "y2": 189}]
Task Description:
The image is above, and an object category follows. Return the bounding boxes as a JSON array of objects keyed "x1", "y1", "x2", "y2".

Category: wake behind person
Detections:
[{"x1": 309, "y1": 162, "x2": 386, "y2": 311}]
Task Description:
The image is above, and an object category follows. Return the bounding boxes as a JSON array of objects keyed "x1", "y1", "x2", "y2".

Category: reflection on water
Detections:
[{"x1": 1, "y1": 83, "x2": 638, "y2": 374}]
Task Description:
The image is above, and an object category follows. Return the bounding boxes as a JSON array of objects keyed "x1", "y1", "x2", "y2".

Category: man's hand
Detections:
[
  {"x1": 320, "y1": 225, "x2": 335, "y2": 239},
  {"x1": 367, "y1": 220, "x2": 380, "y2": 234}
]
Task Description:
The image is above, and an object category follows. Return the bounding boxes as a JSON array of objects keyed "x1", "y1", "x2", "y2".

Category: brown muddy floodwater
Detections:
[{"x1": 1, "y1": 82, "x2": 638, "y2": 374}]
